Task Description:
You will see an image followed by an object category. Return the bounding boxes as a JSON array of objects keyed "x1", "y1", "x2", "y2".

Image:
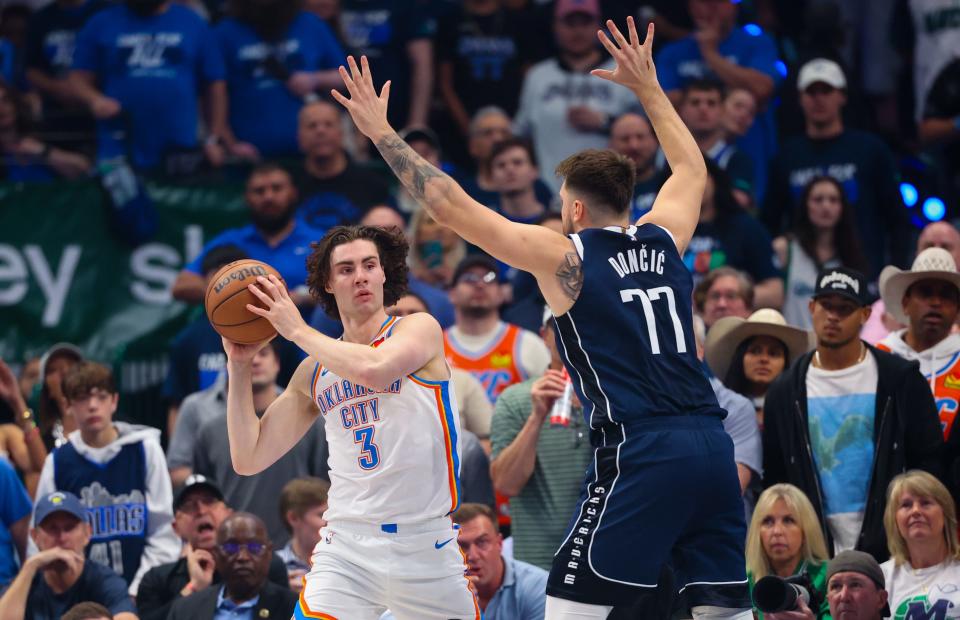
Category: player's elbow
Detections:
[{"x1": 230, "y1": 454, "x2": 260, "y2": 477}]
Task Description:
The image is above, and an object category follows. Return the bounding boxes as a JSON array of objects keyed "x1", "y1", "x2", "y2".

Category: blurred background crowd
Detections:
[{"x1": 2, "y1": 0, "x2": 960, "y2": 618}]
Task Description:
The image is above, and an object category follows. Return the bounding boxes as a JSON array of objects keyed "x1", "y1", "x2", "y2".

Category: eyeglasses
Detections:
[
  {"x1": 219, "y1": 541, "x2": 267, "y2": 556},
  {"x1": 177, "y1": 496, "x2": 219, "y2": 515},
  {"x1": 458, "y1": 271, "x2": 498, "y2": 285}
]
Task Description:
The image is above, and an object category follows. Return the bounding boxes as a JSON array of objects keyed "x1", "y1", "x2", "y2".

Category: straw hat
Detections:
[
  {"x1": 705, "y1": 309, "x2": 814, "y2": 382},
  {"x1": 879, "y1": 247, "x2": 960, "y2": 324}
]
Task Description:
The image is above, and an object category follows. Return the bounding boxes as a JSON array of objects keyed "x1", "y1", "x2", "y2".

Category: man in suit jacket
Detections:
[{"x1": 167, "y1": 512, "x2": 297, "y2": 620}]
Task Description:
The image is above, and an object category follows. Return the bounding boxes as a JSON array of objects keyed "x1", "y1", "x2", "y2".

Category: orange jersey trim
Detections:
[{"x1": 407, "y1": 374, "x2": 459, "y2": 513}]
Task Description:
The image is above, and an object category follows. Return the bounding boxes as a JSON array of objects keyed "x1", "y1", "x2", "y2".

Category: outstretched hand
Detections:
[
  {"x1": 591, "y1": 17, "x2": 659, "y2": 96},
  {"x1": 331, "y1": 56, "x2": 393, "y2": 141}
]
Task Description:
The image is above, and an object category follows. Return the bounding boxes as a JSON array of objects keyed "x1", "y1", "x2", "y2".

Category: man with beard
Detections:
[
  {"x1": 136, "y1": 476, "x2": 291, "y2": 620},
  {"x1": 168, "y1": 165, "x2": 312, "y2": 431},
  {"x1": 167, "y1": 513, "x2": 297, "y2": 620},
  {"x1": 443, "y1": 255, "x2": 550, "y2": 405},
  {"x1": 878, "y1": 248, "x2": 960, "y2": 446},
  {"x1": 763, "y1": 266, "x2": 945, "y2": 562},
  {"x1": 608, "y1": 111, "x2": 666, "y2": 220},
  {"x1": 214, "y1": 0, "x2": 344, "y2": 159},
  {"x1": 172, "y1": 163, "x2": 316, "y2": 305},
  {"x1": 67, "y1": 0, "x2": 227, "y2": 170}
]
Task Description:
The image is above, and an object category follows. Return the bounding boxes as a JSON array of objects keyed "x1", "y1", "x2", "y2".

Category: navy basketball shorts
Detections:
[{"x1": 546, "y1": 414, "x2": 750, "y2": 609}]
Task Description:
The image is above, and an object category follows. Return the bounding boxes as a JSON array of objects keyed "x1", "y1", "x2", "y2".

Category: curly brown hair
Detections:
[{"x1": 307, "y1": 225, "x2": 410, "y2": 319}]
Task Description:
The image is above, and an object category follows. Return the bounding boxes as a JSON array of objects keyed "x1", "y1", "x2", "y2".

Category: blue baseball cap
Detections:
[{"x1": 35, "y1": 491, "x2": 86, "y2": 526}]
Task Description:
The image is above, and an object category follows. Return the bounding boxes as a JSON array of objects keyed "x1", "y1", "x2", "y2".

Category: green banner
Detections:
[{"x1": 0, "y1": 179, "x2": 247, "y2": 427}]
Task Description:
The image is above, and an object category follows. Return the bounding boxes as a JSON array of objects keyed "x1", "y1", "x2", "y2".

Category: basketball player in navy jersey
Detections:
[{"x1": 334, "y1": 17, "x2": 751, "y2": 620}]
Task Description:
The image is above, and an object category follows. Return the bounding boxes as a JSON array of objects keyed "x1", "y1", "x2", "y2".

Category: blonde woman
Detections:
[
  {"x1": 881, "y1": 470, "x2": 960, "y2": 618},
  {"x1": 747, "y1": 484, "x2": 831, "y2": 619}
]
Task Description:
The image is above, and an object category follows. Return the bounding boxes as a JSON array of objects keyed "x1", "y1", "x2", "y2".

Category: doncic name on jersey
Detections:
[{"x1": 606, "y1": 243, "x2": 667, "y2": 278}]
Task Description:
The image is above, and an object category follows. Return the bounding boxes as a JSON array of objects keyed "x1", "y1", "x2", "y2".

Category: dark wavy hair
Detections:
[
  {"x1": 307, "y1": 225, "x2": 409, "y2": 319},
  {"x1": 723, "y1": 337, "x2": 789, "y2": 397},
  {"x1": 793, "y1": 176, "x2": 868, "y2": 273}
]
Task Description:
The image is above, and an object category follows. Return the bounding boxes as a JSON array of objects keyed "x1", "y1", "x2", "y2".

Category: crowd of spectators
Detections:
[{"x1": 3, "y1": 0, "x2": 960, "y2": 617}]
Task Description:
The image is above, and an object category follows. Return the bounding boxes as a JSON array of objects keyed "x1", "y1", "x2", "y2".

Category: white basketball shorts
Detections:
[{"x1": 293, "y1": 517, "x2": 480, "y2": 620}]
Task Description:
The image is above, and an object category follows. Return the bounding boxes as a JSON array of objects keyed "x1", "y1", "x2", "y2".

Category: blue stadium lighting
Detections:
[
  {"x1": 923, "y1": 197, "x2": 946, "y2": 221},
  {"x1": 775, "y1": 61, "x2": 787, "y2": 77},
  {"x1": 900, "y1": 182, "x2": 918, "y2": 207},
  {"x1": 743, "y1": 23, "x2": 762, "y2": 36}
]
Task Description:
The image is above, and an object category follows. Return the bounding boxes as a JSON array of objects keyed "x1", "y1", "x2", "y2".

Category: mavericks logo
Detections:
[{"x1": 894, "y1": 595, "x2": 954, "y2": 620}]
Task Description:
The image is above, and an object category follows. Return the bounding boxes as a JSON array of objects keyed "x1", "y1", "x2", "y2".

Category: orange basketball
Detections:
[{"x1": 205, "y1": 259, "x2": 285, "y2": 344}]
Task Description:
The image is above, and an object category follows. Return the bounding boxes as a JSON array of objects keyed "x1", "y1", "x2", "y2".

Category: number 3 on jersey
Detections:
[
  {"x1": 620, "y1": 286, "x2": 687, "y2": 355},
  {"x1": 353, "y1": 425, "x2": 380, "y2": 470}
]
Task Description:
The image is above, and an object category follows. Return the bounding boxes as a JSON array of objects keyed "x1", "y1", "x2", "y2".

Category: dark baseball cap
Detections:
[
  {"x1": 452, "y1": 255, "x2": 502, "y2": 286},
  {"x1": 813, "y1": 266, "x2": 870, "y2": 306},
  {"x1": 174, "y1": 474, "x2": 225, "y2": 511},
  {"x1": 35, "y1": 491, "x2": 87, "y2": 526}
]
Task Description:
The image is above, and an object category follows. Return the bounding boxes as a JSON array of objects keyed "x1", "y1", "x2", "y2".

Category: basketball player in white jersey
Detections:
[{"x1": 222, "y1": 225, "x2": 480, "y2": 619}]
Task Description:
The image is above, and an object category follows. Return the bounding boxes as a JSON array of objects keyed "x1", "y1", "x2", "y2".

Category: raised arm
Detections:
[
  {"x1": 591, "y1": 19, "x2": 706, "y2": 254},
  {"x1": 331, "y1": 56, "x2": 577, "y2": 311},
  {"x1": 225, "y1": 348, "x2": 320, "y2": 476},
  {"x1": 245, "y1": 275, "x2": 447, "y2": 388}
]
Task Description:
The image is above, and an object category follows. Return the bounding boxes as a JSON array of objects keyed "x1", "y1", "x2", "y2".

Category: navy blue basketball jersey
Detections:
[
  {"x1": 554, "y1": 224, "x2": 724, "y2": 429},
  {"x1": 53, "y1": 442, "x2": 148, "y2": 586}
]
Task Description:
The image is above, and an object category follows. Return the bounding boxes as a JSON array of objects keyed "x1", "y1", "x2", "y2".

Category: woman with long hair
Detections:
[
  {"x1": 746, "y1": 484, "x2": 831, "y2": 619},
  {"x1": 36, "y1": 343, "x2": 83, "y2": 451},
  {"x1": 706, "y1": 309, "x2": 812, "y2": 429},
  {"x1": 0, "y1": 81, "x2": 91, "y2": 181},
  {"x1": 881, "y1": 470, "x2": 960, "y2": 617},
  {"x1": 774, "y1": 176, "x2": 868, "y2": 329}
]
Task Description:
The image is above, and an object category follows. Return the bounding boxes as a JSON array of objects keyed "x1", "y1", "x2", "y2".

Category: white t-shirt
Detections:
[
  {"x1": 806, "y1": 351, "x2": 878, "y2": 553},
  {"x1": 882, "y1": 558, "x2": 960, "y2": 619}
]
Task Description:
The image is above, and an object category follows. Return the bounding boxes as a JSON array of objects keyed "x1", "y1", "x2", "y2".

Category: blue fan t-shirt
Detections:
[
  {"x1": 656, "y1": 26, "x2": 781, "y2": 201},
  {"x1": 72, "y1": 4, "x2": 225, "y2": 168},
  {"x1": 0, "y1": 457, "x2": 32, "y2": 586},
  {"x1": 806, "y1": 352, "x2": 877, "y2": 554},
  {"x1": 214, "y1": 12, "x2": 344, "y2": 157}
]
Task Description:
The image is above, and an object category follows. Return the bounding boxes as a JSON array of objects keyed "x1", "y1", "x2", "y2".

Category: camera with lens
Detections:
[{"x1": 752, "y1": 573, "x2": 823, "y2": 614}]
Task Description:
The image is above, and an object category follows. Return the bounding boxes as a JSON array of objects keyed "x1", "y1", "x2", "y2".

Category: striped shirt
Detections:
[{"x1": 490, "y1": 379, "x2": 592, "y2": 570}]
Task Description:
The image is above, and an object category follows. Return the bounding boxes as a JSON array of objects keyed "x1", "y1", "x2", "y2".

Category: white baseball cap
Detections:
[{"x1": 797, "y1": 58, "x2": 846, "y2": 91}]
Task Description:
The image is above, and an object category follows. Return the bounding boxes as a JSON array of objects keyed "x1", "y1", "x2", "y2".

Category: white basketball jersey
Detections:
[{"x1": 310, "y1": 316, "x2": 463, "y2": 524}]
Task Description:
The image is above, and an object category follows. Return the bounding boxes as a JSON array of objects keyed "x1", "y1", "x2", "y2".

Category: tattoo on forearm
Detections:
[
  {"x1": 556, "y1": 252, "x2": 583, "y2": 301},
  {"x1": 375, "y1": 133, "x2": 447, "y2": 204}
]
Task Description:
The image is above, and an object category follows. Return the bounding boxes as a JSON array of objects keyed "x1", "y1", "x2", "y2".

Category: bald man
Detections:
[
  {"x1": 918, "y1": 221, "x2": 960, "y2": 267},
  {"x1": 167, "y1": 513, "x2": 297, "y2": 620},
  {"x1": 608, "y1": 112, "x2": 667, "y2": 220},
  {"x1": 295, "y1": 101, "x2": 391, "y2": 232}
]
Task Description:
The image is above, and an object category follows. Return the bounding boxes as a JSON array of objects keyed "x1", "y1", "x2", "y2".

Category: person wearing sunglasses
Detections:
[{"x1": 167, "y1": 512, "x2": 297, "y2": 620}]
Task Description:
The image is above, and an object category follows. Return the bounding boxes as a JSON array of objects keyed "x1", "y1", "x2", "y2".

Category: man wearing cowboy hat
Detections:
[
  {"x1": 878, "y1": 247, "x2": 960, "y2": 442},
  {"x1": 762, "y1": 266, "x2": 944, "y2": 562}
]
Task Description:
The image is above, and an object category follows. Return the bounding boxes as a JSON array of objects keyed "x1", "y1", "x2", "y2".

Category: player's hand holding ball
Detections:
[
  {"x1": 205, "y1": 259, "x2": 295, "y2": 363},
  {"x1": 245, "y1": 273, "x2": 307, "y2": 342}
]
